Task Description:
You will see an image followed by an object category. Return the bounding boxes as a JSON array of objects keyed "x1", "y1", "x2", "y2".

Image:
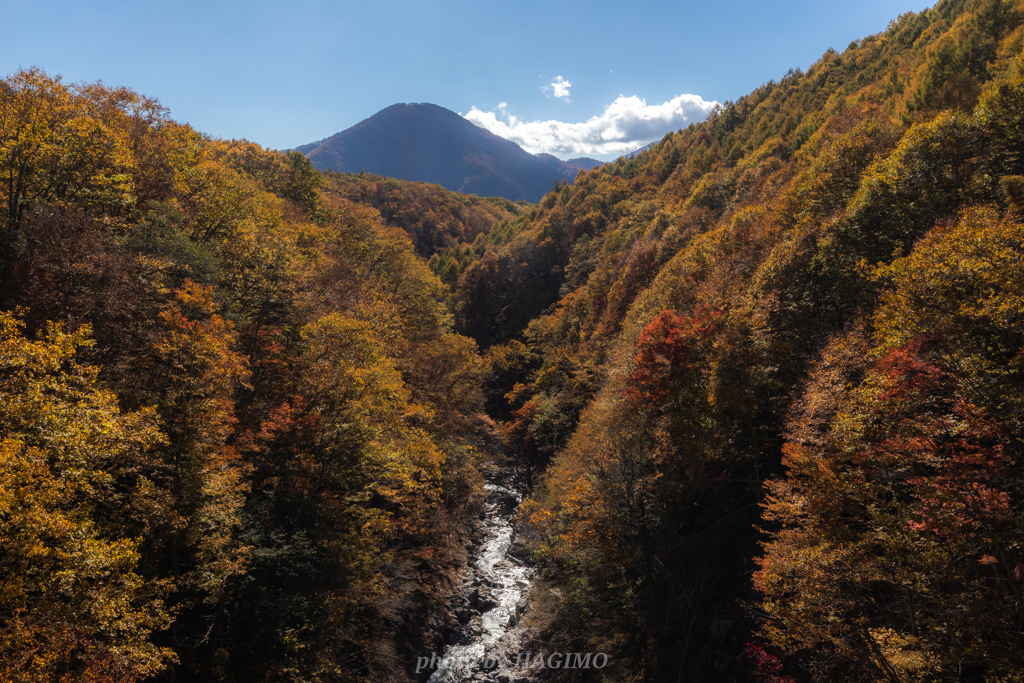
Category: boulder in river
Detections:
[
  {"x1": 507, "y1": 596, "x2": 529, "y2": 627},
  {"x1": 472, "y1": 576, "x2": 499, "y2": 589},
  {"x1": 475, "y1": 589, "x2": 500, "y2": 611}
]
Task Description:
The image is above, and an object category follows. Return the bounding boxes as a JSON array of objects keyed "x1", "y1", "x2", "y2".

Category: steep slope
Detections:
[
  {"x1": 453, "y1": 0, "x2": 1024, "y2": 680},
  {"x1": 0, "y1": 70, "x2": 489, "y2": 683},
  {"x1": 297, "y1": 103, "x2": 571, "y2": 202}
]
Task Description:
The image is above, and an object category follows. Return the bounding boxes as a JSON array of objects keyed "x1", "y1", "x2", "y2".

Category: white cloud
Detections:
[
  {"x1": 463, "y1": 93, "x2": 718, "y2": 159},
  {"x1": 548, "y1": 76, "x2": 571, "y2": 99}
]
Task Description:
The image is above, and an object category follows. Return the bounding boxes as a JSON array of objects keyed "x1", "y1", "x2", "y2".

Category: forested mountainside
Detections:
[
  {"x1": 442, "y1": 0, "x2": 1024, "y2": 680},
  {"x1": 323, "y1": 170, "x2": 523, "y2": 258},
  {"x1": 296, "y1": 103, "x2": 579, "y2": 202},
  {"x1": 0, "y1": 69, "x2": 490, "y2": 682}
]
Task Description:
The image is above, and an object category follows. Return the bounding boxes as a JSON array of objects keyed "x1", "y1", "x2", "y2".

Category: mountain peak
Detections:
[{"x1": 297, "y1": 104, "x2": 579, "y2": 202}]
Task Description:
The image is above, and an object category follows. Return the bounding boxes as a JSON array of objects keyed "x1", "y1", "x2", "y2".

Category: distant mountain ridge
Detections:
[
  {"x1": 534, "y1": 153, "x2": 604, "y2": 177},
  {"x1": 621, "y1": 141, "x2": 658, "y2": 159},
  {"x1": 565, "y1": 156, "x2": 605, "y2": 170},
  {"x1": 296, "y1": 103, "x2": 589, "y2": 202}
]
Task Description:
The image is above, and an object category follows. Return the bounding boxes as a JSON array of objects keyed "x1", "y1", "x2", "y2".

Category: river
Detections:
[{"x1": 426, "y1": 479, "x2": 534, "y2": 683}]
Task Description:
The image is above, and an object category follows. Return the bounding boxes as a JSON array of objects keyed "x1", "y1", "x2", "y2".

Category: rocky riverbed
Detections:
[{"x1": 420, "y1": 468, "x2": 539, "y2": 683}]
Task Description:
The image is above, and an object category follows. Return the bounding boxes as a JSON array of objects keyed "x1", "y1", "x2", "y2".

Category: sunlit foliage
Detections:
[
  {"x1": 0, "y1": 67, "x2": 488, "y2": 683},
  {"x1": 462, "y1": 2, "x2": 1024, "y2": 680}
]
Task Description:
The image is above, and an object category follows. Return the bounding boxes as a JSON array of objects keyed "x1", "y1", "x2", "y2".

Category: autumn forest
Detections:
[{"x1": 5, "y1": 0, "x2": 1024, "y2": 681}]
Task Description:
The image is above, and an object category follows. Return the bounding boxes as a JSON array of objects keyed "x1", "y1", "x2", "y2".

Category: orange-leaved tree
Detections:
[{"x1": 756, "y1": 207, "x2": 1024, "y2": 681}]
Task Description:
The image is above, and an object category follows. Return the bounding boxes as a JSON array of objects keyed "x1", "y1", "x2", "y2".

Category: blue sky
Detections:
[{"x1": 4, "y1": 0, "x2": 932, "y2": 160}]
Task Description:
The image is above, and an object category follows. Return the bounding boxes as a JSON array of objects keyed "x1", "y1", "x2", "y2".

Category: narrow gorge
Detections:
[{"x1": 425, "y1": 466, "x2": 534, "y2": 683}]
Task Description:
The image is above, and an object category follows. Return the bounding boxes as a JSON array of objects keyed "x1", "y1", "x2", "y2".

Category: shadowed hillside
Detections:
[
  {"x1": 297, "y1": 103, "x2": 577, "y2": 202},
  {"x1": 450, "y1": 0, "x2": 1024, "y2": 679}
]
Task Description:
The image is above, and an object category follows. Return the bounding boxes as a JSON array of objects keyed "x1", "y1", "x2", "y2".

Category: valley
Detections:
[{"x1": 2, "y1": 0, "x2": 1024, "y2": 681}]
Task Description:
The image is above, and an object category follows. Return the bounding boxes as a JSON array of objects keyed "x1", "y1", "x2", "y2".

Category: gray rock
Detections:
[{"x1": 475, "y1": 590, "x2": 500, "y2": 611}]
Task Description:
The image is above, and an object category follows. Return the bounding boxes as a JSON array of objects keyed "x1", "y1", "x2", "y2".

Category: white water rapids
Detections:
[{"x1": 428, "y1": 483, "x2": 532, "y2": 683}]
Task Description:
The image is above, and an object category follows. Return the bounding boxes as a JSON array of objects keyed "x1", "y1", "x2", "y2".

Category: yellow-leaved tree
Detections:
[{"x1": 0, "y1": 310, "x2": 174, "y2": 681}]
